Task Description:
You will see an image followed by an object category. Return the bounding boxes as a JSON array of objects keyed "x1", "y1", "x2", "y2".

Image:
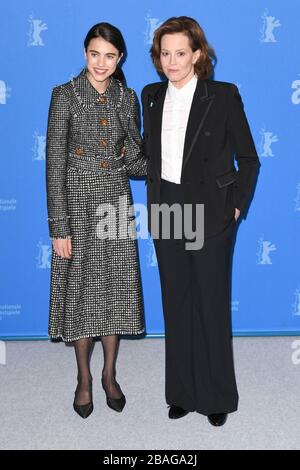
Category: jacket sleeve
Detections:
[
  {"x1": 123, "y1": 89, "x2": 147, "y2": 177},
  {"x1": 141, "y1": 86, "x2": 151, "y2": 159},
  {"x1": 45, "y1": 85, "x2": 71, "y2": 239},
  {"x1": 227, "y1": 84, "x2": 261, "y2": 215}
]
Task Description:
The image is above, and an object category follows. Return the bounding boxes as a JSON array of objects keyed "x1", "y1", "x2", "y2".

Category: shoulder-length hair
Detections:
[{"x1": 150, "y1": 16, "x2": 216, "y2": 79}]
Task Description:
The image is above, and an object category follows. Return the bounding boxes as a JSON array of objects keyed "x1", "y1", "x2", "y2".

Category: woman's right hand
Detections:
[{"x1": 52, "y1": 238, "x2": 72, "y2": 259}]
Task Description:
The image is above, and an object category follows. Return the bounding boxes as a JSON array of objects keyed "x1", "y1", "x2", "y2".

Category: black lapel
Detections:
[
  {"x1": 147, "y1": 79, "x2": 214, "y2": 177},
  {"x1": 181, "y1": 79, "x2": 215, "y2": 172},
  {"x1": 148, "y1": 81, "x2": 168, "y2": 175}
]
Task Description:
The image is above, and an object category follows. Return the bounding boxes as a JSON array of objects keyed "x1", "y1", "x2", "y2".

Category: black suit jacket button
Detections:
[
  {"x1": 204, "y1": 157, "x2": 208, "y2": 162},
  {"x1": 149, "y1": 177, "x2": 153, "y2": 183},
  {"x1": 204, "y1": 131, "x2": 211, "y2": 136}
]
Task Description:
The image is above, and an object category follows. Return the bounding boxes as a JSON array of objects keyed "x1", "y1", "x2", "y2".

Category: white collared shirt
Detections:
[{"x1": 161, "y1": 74, "x2": 198, "y2": 184}]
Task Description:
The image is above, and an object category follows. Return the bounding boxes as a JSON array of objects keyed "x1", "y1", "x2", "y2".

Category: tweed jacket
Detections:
[{"x1": 45, "y1": 67, "x2": 146, "y2": 239}]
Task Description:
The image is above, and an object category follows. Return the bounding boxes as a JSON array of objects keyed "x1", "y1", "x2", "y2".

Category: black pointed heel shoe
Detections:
[
  {"x1": 101, "y1": 378, "x2": 126, "y2": 413},
  {"x1": 73, "y1": 381, "x2": 93, "y2": 419},
  {"x1": 73, "y1": 400, "x2": 94, "y2": 419}
]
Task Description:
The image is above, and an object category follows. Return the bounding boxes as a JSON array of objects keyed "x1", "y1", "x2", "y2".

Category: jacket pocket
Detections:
[{"x1": 216, "y1": 170, "x2": 237, "y2": 188}]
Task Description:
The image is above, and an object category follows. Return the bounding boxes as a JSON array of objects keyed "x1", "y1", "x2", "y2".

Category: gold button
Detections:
[
  {"x1": 98, "y1": 95, "x2": 106, "y2": 104},
  {"x1": 100, "y1": 139, "x2": 108, "y2": 148},
  {"x1": 100, "y1": 118, "x2": 108, "y2": 126},
  {"x1": 100, "y1": 160, "x2": 109, "y2": 169},
  {"x1": 75, "y1": 148, "x2": 83, "y2": 156},
  {"x1": 121, "y1": 146, "x2": 125, "y2": 156}
]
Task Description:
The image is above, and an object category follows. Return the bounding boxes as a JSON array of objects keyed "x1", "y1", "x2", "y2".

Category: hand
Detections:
[
  {"x1": 234, "y1": 208, "x2": 241, "y2": 221},
  {"x1": 52, "y1": 238, "x2": 72, "y2": 259}
]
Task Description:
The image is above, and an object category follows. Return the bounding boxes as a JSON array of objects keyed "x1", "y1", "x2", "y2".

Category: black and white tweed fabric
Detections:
[{"x1": 46, "y1": 67, "x2": 147, "y2": 342}]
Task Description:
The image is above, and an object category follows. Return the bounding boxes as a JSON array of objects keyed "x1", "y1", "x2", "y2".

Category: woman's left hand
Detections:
[{"x1": 234, "y1": 208, "x2": 241, "y2": 221}]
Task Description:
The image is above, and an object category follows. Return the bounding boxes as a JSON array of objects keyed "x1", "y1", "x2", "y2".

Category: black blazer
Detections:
[{"x1": 141, "y1": 78, "x2": 261, "y2": 238}]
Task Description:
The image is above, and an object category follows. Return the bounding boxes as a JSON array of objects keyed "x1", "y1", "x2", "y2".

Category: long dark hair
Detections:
[{"x1": 84, "y1": 22, "x2": 127, "y2": 83}]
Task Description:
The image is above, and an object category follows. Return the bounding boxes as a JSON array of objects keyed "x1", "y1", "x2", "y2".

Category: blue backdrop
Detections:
[{"x1": 1, "y1": 0, "x2": 299, "y2": 339}]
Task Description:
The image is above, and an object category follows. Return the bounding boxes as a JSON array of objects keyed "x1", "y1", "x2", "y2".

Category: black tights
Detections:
[{"x1": 73, "y1": 335, "x2": 123, "y2": 405}]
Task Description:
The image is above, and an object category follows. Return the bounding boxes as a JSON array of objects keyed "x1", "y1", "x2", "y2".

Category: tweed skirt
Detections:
[{"x1": 48, "y1": 162, "x2": 145, "y2": 342}]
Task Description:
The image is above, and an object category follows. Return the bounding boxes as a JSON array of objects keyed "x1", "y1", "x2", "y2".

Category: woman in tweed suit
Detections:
[{"x1": 46, "y1": 23, "x2": 147, "y2": 418}]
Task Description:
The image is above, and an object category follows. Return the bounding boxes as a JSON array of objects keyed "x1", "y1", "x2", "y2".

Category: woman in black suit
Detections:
[{"x1": 141, "y1": 16, "x2": 260, "y2": 426}]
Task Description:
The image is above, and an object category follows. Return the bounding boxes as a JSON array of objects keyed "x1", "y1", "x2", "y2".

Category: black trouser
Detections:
[{"x1": 153, "y1": 179, "x2": 239, "y2": 415}]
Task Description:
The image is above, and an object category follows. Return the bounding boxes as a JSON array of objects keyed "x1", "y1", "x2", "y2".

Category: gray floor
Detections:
[{"x1": 0, "y1": 337, "x2": 300, "y2": 450}]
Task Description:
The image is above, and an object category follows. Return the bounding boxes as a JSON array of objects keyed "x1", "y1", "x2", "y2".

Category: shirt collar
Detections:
[
  {"x1": 71, "y1": 67, "x2": 124, "y2": 109},
  {"x1": 167, "y1": 74, "x2": 198, "y2": 101}
]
